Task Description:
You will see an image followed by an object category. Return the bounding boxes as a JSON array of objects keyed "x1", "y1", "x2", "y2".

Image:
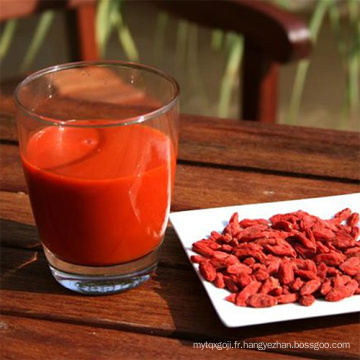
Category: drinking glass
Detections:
[{"x1": 15, "y1": 61, "x2": 180, "y2": 295}]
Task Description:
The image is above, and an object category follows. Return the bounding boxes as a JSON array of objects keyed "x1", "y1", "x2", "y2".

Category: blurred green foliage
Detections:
[{"x1": 0, "y1": 0, "x2": 358, "y2": 129}]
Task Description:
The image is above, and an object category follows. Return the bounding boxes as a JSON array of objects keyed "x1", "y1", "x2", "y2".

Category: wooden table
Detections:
[{"x1": 1, "y1": 100, "x2": 360, "y2": 359}]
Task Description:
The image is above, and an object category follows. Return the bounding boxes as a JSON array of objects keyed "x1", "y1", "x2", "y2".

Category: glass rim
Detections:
[{"x1": 14, "y1": 60, "x2": 180, "y2": 128}]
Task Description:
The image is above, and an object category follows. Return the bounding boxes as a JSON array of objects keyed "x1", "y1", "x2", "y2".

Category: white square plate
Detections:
[{"x1": 169, "y1": 193, "x2": 360, "y2": 327}]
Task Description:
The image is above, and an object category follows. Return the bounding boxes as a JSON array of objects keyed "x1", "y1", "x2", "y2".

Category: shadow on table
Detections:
[
  {"x1": 0, "y1": 218, "x2": 75, "y2": 295},
  {"x1": 154, "y1": 227, "x2": 360, "y2": 348},
  {"x1": 1, "y1": 218, "x2": 358, "y2": 355},
  {"x1": 0, "y1": 218, "x2": 41, "y2": 249}
]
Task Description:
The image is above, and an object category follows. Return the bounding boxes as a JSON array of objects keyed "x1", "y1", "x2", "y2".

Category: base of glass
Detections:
[{"x1": 44, "y1": 245, "x2": 160, "y2": 295}]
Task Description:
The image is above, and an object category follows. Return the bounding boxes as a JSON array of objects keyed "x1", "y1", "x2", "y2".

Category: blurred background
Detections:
[{"x1": 0, "y1": 0, "x2": 359, "y2": 131}]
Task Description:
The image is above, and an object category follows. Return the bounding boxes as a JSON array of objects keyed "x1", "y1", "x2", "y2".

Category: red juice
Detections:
[{"x1": 21, "y1": 122, "x2": 176, "y2": 266}]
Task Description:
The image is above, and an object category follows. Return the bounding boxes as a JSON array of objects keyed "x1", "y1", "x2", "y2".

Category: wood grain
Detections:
[
  {"x1": 65, "y1": 1, "x2": 99, "y2": 61},
  {"x1": 1, "y1": 247, "x2": 359, "y2": 359},
  {"x1": 242, "y1": 40, "x2": 278, "y2": 122},
  {"x1": 155, "y1": 0, "x2": 312, "y2": 63},
  {"x1": 0, "y1": 315, "x2": 308, "y2": 360},
  {"x1": 0, "y1": 191, "x2": 34, "y2": 225},
  {"x1": 0, "y1": 113, "x2": 17, "y2": 142},
  {"x1": 2, "y1": 110, "x2": 359, "y2": 181},
  {"x1": 1, "y1": 94, "x2": 360, "y2": 359},
  {"x1": 1, "y1": 143, "x2": 359, "y2": 208},
  {"x1": 178, "y1": 115, "x2": 360, "y2": 181},
  {"x1": 154, "y1": 0, "x2": 311, "y2": 122},
  {"x1": 172, "y1": 163, "x2": 359, "y2": 211},
  {"x1": 0, "y1": 144, "x2": 23, "y2": 192},
  {"x1": 0, "y1": 0, "x2": 97, "y2": 22},
  {"x1": 0, "y1": 218, "x2": 40, "y2": 250},
  {"x1": 0, "y1": 215, "x2": 190, "y2": 271}
]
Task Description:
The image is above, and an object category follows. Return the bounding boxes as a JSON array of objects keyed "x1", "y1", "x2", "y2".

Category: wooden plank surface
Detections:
[
  {"x1": 178, "y1": 115, "x2": 360, "y2": 181},
  {"x1": 0, "y1": 144, "x2": 359, "y2": 210},
  {"x1": 1, "y1": 102, "x2": 359, "y2": 181},
  {"x1": 0, "y1": 315, "x2": 308, "y2": 360},
  {"x1": 1, "y1": 188, "x2": 360, "y2": 360},
  {"x1": 1, "y1": 95, "x2": 360, "y2": 359},
  {"x1": 1, "y1": 189, "x2": 359, "y2": 359},
  {"x1": 1, "y1": 246, "x2": 359, "y2": 359}
]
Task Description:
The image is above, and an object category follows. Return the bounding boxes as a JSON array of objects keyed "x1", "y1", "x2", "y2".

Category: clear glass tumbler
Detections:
[{"x1": 15, "y1": 61, "x2": 180, "y2": 295}]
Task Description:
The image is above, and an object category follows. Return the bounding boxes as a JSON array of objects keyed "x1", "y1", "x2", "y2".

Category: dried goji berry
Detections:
[
  {"x1": 254, "y1": 269, "x2": 270, "y2": 282},
  {"x1": 304, "y1": 259, "x2": 317, "y2": 273},
  {"x1": 345, "y1": 247, "x2": 360, "y2": 256},
  {"x1": 243, "y1": 257, "x2": 256, "y2": 266},
  {"x1": 290, "y1": 277, "x2": 304, "y2": 292},
  {"x1": 221, "y1": 244, "x2": 233, "y2": 253},
  {"x1": 225, "y1": 293, "x2": 236, "y2": 303},
  {"x1": 199, "y1": 261, "x2": 217, "y2": 282},
  {"x1": 234, "y1": 244, "x2": 266, "y2": 261},
  {"x1": 240, "y1": 218, "x2": 269, "y2": 228},
  {"x1": 314, "y1": 252, "x2": 346, "y2": 266},
  {"x1": 210, "y1": 231, "x2": 222, "y2": 241},
  {"x1": 278, "y1": 261, "x2": 294, "y2": 285},
  {"x1": 264, "y1": 243, "x2": 297, "y2": 258},
  {"x1": 316, "y1": 241, "x2": 330, "y2": 254},
  {"x1": 213, "y1": 273, "x2": 225, "y2": 288},
  {"x1": 247, "y1": 294, "x2": 277, "y2": 308},
  {"x1": 235, "y1": 281, "x2": 262, "y2": 306},
  {"x1": 223, "y1": 276, "x2": 239, "y2": 293},
  {"x1": 192, "y1": 208, "x2": 359, "y2": 308},
  {"x1": 332, "y1": 234, "x2": 357, "y2": 250},
  {"x1": 192, "y1": 241, "x2": 214, "y2": 258},
  {"x1": 190, "y1": 255, "x2": 205, "y2": 264},
  {"x1": 236, "y1": 272, "x2": 252, "y2": 288},
  {"x1": 277, "y1": 293, "x2": 298, "y2": 304},
  {"x1": 320, "y1": 278, "x2": 332, "y2": 296},
  {"x1": 333, "y1": 208, "x2": 352, "y2": 223},
  {"x1": 292, "y1": 230, "x2": 316, "y2": 250},
  {"x1": 300, "y1": 280, "x2": 321, "y2": 296},
  {"x1": 325, "y1": 282, "x2": 357, "y2": 302},
  {"x1": 272, "y1": 220, "x2": 294, "y2": 232},
  {"x1": 316, "y1": 262, "x2": 327, "y2": 280},
  {"x1": 268, "y1": 287, "x2": 283, "y2": 296},
  {"x1": 347, "y1": 212, "x2": 359, "y2": 227},
  {"x1": 294, "y1": 269, "x2": 320, "y2": 281},
  {"x1": 227, "y1": 263, "x2": 252, "y2": 275},
  {"x1": 351, "y1": 226, "x2": 360, "y2": 240},
  {"x1": 299, "y1": 295, "x2": 316, "y2": 306},
  {"x1": 339, "y1": 257, "x2": 360, "y2": 276}
]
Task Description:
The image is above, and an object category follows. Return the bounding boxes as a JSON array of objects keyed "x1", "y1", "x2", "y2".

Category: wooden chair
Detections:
[
  {"x1": 0, "y1": 0, "x2": 98, "y2": 62},
  {"x1": 154, "y1": 0, "x2": 312, "y2": 122},
  {"x1": 0, "y1": 0, "x2": 312, "y2": 123}
]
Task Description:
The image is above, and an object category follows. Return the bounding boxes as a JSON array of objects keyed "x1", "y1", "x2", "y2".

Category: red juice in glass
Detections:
[
  {"x1": 22, "y1": 123, "x2": 176, "y2": 266},
  {"x1": 15, "y1": 62, "x2": 180, "y2": 294}
]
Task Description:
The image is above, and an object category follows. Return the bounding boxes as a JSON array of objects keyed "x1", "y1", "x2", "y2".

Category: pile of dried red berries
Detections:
[{"x1": 191, "y1": 208, "x2": 360, "y2": 307}]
